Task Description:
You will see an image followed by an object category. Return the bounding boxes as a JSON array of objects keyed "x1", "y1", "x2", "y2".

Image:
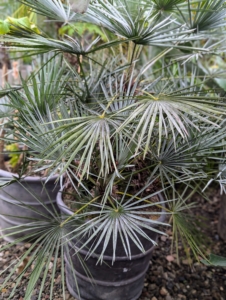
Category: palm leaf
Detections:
[
  {"x1": 185, "y1": 0, "x2": 226, "y2": 32},
  {"x1": 152, "y1": 0, "x2": 185, "y2": 12},
  {"x1": 62, "y1": 189, "x2": 168, "y2": 263},
  {"x1": 85, "y1": 0, "x2": 207, "y2": 49},
  {"x1": 19, "y1": 0, "x2": 77, "y2": 23}
]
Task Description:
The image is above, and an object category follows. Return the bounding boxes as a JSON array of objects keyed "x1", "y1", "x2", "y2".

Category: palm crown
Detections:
[{"x1": 1, "y1": 0, "x2": 226, "y2": 298}]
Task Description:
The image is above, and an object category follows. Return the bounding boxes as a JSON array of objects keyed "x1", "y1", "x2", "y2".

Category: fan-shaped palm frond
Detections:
[
  {"x1": 3, "y1": 27, "x2": 89, "y2": 55},
  {"x1": 116, "y1": 65, "x2": 226, "y2": 155},
  {"x1": 3, "y1": 100, "x2": 65, "y2": 179},
  {"x1": 0, "y1": 217, "x2": 66, "y2": 300},
  {"x1": 8, "y1": 54, "x2": 69, "y2": 116},
  {"x1": 19, "y1": 0, "x2": 78, "y2": 23},
  {"x1": 40, "y1": 112, "x2": 125, "y2": 180},
  {"x1": 148, "y1": 122, "x2": 226, "y2": 191},
  {"x1": 85, "y1": 0, "x2": 206, "y2": 49},
  {"x1": 62, "y1": 187, "x2": 168, "y2": 263},
  {"x1": 152, "y1": 0, "x2": 185, "y2": 12},
  {"x1": 181, "y1": 0, "x2": 226, "y2": 32}
]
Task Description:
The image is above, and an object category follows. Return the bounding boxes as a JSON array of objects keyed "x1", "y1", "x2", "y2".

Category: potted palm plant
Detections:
[
  {"x1": 1, "y1": 0, "x2": 226, "y2": 299},
  {"x1": 0, "y1": 52, "x2": 65, "y2": 243},
  {"x1": 0, "y1": 64, "x2": 61, "y2": 243}
]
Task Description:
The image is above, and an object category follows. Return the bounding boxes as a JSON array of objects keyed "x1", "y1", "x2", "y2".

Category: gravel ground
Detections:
[{"x1": 0, "y1": 189, "x2": 226, "y2": 300}]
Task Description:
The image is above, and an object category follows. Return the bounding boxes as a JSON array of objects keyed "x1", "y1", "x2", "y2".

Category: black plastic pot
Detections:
[
  {"x1": 57, "y1": 192, "x2": 165, "y2": 300},
  {"x1": 0, "y1": 169, "x2": 59, "y2": 243}
]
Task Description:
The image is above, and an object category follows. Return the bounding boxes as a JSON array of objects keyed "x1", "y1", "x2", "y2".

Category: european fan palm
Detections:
[{"x1": 1, "y1": 0, "x2": 226, "y2": 299}]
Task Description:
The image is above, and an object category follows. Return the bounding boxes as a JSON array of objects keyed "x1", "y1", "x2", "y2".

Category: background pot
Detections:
[
  {"x1": 0, "y1": 169, "x2": 60, "y2": 243},
  {"x1": 57, "y1": 192, "x2": 166, "y2": 300}
]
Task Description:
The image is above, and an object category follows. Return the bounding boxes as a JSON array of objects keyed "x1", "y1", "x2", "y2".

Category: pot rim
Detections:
[
  {"x1": 57, "y1": 191, "x2": 166, "y2": 260},
  {"x1": 56, "y1": 190, "x2": 166, "y2": 226},
  {"x1": 0, "y1": 168, "x2": 59, "y2": 182}
]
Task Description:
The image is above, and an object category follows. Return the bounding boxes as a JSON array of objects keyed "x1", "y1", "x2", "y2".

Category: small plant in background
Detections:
[
  {"x1": 5, "y1": 143, "x2": 20, "y2": 168},
  {"x1": 0, "y1": 0, "x2": 226, "y2": 299}
]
